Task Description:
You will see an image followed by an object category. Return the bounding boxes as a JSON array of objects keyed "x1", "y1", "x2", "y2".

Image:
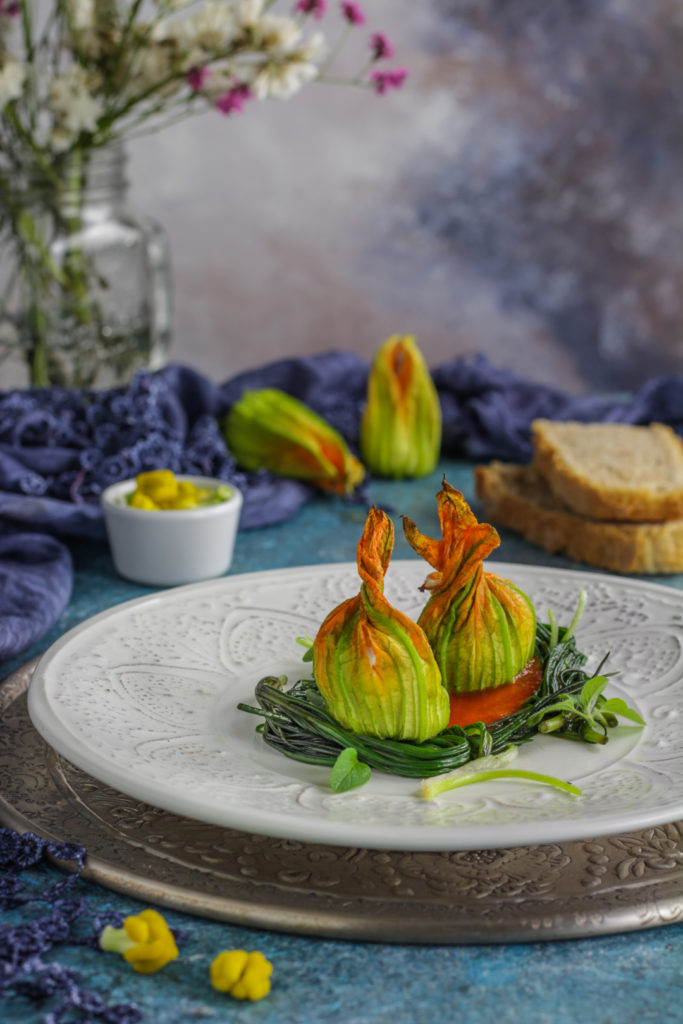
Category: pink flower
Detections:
[
  {"x1": 187, "y1": 66, "x2": 210, "y2": 93},
  {"x1": 370, "y1": 68, "x2": 408, "y2": 95},
  {"x1": 295, "y1": 0, "x2": 327, "y2": 17},
  {"x1": 341, "y1": 2, "x2": 365, "y2": 25},
  {"x1": 0, "y1": 0, "x2": 19, "y2": 15},
  {"x1": 370, "y1": 32, "x2": 394, "y2": 61},
  {"x1": 216, "y1": 84, "x2": 252, "y2": 116}
]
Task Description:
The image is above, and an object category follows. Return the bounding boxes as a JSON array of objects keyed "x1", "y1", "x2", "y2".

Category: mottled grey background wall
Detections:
[{"x1": 126, "y1": 1, "x2": 683, "y2": 393}]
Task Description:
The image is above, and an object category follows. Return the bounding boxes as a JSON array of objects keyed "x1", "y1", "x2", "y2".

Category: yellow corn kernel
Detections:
[
  {"x1": 128, "y1": 492, "x2": 158, "y2": 510},
  {"x1": 177, "y1": 480, "x2": 199, "y2": 500},
  {"x1": 135, "y1": 470, "x2": 179, "y2": 505}
]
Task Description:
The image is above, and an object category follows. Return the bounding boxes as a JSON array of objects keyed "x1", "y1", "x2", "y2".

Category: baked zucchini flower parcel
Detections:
[
  {"x1": 403, "y1": 479, "x2": 536, "y2": 695},
  {"x1": 313, "y1": 505, "x2": 449, "y2": 742}
]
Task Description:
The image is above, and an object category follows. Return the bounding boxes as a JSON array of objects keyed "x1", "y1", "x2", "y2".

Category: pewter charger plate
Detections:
[{"x1": 26, "y1": 561, "x2": 683, "y2": 851}]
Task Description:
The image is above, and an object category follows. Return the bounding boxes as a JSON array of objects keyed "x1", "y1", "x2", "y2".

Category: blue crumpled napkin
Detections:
[{"x1": 2, "y1": 350, "x2": 683, "y2": 662}]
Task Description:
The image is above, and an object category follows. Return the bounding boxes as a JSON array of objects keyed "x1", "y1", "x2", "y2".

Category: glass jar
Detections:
[{"x1": 0, "y1": 146, "x2": 172, "y2": 389}]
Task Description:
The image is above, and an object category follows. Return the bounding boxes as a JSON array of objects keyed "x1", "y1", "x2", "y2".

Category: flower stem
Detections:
[{"x1": 423, "y1": 768, "x2": 582, "y2": 800}]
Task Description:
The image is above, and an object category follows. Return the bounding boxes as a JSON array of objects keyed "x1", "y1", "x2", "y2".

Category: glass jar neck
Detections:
[{"x1": 20, "y1": 146, "x2": 128, "y2": 212}]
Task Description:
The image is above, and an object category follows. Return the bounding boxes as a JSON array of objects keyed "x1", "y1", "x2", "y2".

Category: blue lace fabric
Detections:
[
  {"x1": 0, "y1": 827, "x2": 143, "y2": 1023},
  {"x1": 2, "y1": 352, "x2": 682, "y2": 662}
]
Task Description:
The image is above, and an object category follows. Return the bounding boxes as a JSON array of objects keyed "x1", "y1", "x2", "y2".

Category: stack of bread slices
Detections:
[{"x1": 475, "y1": 420, "x2": 683, "y2": 574}]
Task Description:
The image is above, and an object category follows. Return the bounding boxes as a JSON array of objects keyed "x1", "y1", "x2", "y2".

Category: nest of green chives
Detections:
[{"x1": 237, "y1": 620, "x2": 612, "y2": 780}]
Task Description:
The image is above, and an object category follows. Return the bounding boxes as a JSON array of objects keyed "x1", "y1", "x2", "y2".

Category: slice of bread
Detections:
[
  {"x1": 531, "y1": 420, "x2": 683, "y2": 522},
  {"x1": 474, "y1": 461, "x2": 683, "y2": 574}
]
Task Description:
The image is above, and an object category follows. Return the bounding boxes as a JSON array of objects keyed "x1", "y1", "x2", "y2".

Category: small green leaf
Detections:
[
  {"x1": 296, "y1": 635, "x2": 315, "y2": 662},
  {"x1": 580, "y1": 674, "x2": 608, "y2": 712},
  {"x1": 330, "y1": 748, "x2": 371, "y2": 793},
  {"x1": 599, "y1": 698, "x2": 646, "y2": 726}
]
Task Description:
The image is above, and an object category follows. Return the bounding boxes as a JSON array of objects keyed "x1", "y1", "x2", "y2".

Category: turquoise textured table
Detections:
[{"x1": 2, "y1": 460, "x2": 682, "y2": 1024}]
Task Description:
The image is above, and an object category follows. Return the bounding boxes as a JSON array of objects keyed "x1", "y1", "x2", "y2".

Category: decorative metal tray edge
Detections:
[{"x1": 1, "y1": 659, "x2": 682, "y2": 944}]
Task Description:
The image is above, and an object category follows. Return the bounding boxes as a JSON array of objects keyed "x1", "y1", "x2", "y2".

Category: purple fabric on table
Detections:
[
  {"x1": 432, "y1": 355, "x2": 683, "y2": 460},
  {"x1": 0, "y1": 526, "x2": 72, "y2": 660},
  {"x1": 2, "y1": 350, "x2": 683, "y2": 662}
]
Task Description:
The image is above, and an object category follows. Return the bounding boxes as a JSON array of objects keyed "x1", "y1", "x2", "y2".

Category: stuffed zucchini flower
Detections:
[
  {"x1": 313, "y1": 506, "x2": 449, "y2": 742},
  {"x1": 403, "y1": 480, "x2": 536, "y2": 694},
  {"x1": 224, "y1": 388, "x2": 364, "y2": 496},
  {"x1": 360, "y1": 334, "x2": 441, "y2": 478}
]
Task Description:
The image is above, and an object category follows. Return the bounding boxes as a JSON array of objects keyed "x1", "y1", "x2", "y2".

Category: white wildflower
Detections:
[
  {"x1": 0, "y1": 59, "x2": 26, "y2": 110},
  {"x1": 68, "y1": 0, "x2": 95, "y2": 31},
  {"x1": 128, "y1": 38, "x2": 179, "y2": 94},
  {"x1": 49, "y1": 66, "x2": 103, "y2": 135},
  {"x1": 235, "y1": 0, "x2": 265, "y2": 27},
  {"x1": 150, "y1": 17, "x2": 187, "y2": 47},
  {"x1": 250, "y1": 52, "x2": 318, "y2": 100},
  {"x1": 251, "y1": 15, "x2": 302, "y2": 54},
  {"x1": 297, "y1": 31, "x2": 326, "y2": 64},
  {"x1": 48, "y1": 126, "x2": 75, "y2": 153},
  {"x1": 187, "y1": 1, "x2": 237, "y2": 53},
  {"x1": 200, "y1": 62, "x2": 238, "y2": 99}
]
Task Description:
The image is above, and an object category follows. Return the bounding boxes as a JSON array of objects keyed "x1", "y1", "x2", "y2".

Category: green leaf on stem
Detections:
[
  {"x1": 599, "y1": 698, "x2": 646, "y2": 726},
  {"x1": 330, "y1": 748, "x2": 372, "y2": 793},
  {"x1": 579, "y1": 674, "x2": 609, "y2": 712}
]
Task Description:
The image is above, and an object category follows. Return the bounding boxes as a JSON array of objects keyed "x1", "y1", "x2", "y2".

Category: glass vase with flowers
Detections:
[{"x1": 0, "y1": 0, "x2": 406, "y2": 388}]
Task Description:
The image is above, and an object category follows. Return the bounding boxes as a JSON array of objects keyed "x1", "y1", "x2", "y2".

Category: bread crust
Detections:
[
  {"x1": 531, "y1": 420, "x2": 683, "y2": 522},
  {"x1": 475, "y1": 462, "x2": 683, "y2": 575}
]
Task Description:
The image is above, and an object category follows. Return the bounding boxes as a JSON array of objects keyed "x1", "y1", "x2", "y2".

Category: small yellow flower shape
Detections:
[
  {"x1": 210, "y1": 950, "x2": 273, "y2": 1001},
  {"x1": 126, "y1": 470, "x2": 232, "y2": 510},
  {"x1": 99, "y1": 909, "x2": 179, "y2": 974}
]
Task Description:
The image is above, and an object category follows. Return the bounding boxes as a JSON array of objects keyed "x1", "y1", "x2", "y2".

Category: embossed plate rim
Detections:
[{"x1": 26, "y1": 560, "x2": 683, "y2": 851}]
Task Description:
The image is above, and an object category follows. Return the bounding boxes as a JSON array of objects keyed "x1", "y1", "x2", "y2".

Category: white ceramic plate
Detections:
[{"x1": 28, "y1": 561, "x2": 683, "y2": 851}]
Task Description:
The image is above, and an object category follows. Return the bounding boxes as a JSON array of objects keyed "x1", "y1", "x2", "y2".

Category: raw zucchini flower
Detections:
[
  {"x1": 313, "y1": 506, "x2": 449, "y2": 741},
  {"x1": 403, "y1": 480, "x2": 536, "y2": 694},
  {"x1": 360, "y1": 334, "x2": 441, "y2": 478},
  {"x1": 210, "y1": 950, "x2": 273, "y2": 1001},
  {"x1": 99, "y1": 909, "x2": 179, "y2": 974},
  {"x1": 224, "y1": 388, "x2": 364, "y2": 496}
]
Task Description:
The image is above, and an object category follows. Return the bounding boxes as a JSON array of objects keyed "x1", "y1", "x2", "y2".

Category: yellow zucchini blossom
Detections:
[
  {"x1": 98, "y1": 909, "x2": 179, "y2": 974},
  {"x1": 402, "y1": 479, "x2": 536, "y2": 695},
  {"x1": 223, "y1": 388, "x2": 364, "y2": 496},
  {"x1": 360, "y1": 334, "x2": 441, "y2": 478},
  {"x1": 210, "y1": 950, "x2": 273, "y2": 1001},
  {"x1": 313, "y1": 505, "x2": 449, "y2": 742}
]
